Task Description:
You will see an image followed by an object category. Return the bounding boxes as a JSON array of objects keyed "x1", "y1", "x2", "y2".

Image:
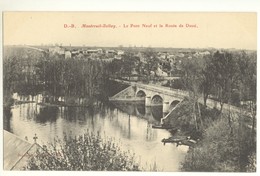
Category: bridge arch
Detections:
[
  {"x1": 151, "y1": 94, "x2": 163, "y2": 105},
  {"x1": 169, "y1": 100, "x2": 180, "y2": 110},
  {"x1": 136, "y1": 90, "x2": 146, "y2": 97},
  {"x1": 151, "y1": 106, "x2": 163, "y2": 121},
  {"x1": 136, "y1": 105, "x2": 145, "y2": 116}
]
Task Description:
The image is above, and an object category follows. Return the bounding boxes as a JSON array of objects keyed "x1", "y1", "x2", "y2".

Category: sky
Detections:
[{"x1": 3, "y1": 12, "x2": 257, "y2": 50}]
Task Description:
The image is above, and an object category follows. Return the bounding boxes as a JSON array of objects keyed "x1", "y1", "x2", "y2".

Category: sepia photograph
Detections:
[{"x1": 2, "y1": 11, "x2": 257, "y2": 173}]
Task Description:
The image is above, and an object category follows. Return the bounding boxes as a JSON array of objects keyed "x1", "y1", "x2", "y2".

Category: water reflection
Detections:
[
  {"x1": 150, "y1": 106, "x2": 163, "y2": 121},
  {"x1": 136, "y1": 105, "x2": 145, "y2": 116},
  {"x1": 36, "y1": 106, "x2": 59, "y2": 123},
  {"x1": 111, "y1": 102, "x2": 163, "y2": 125},
  {"x1": 3, "y1": 106, "x2": 12, "y2": 132},
  {"x1": 6, "y1": 100, "x2": 187, "y2": 171}
]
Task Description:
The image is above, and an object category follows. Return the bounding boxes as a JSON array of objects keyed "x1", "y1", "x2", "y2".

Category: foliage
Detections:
[
  {"x1": 3, "y1": 47, "x2": 43, "y2": 95},
  {"x1": 209, "y1": 51, "x2": 239, "y2": 112},
  {"x1": 200, "y1": 55, "x2": 215, "y2": 106},
  {"x1": 35, "y1": 56, "x2": 107, "y2": 98},
  {"x1": 180, "y1": 57, "x2": 204, "y2": 95},
  {"x1": 107, "y1": 59, "x2": 122, "y2": 76},
  {"x1": 180, "y1": 57, "x2": 206, "y2": 130},
  {"x1": 179, "y1": 50, "x2": 256, "y2": 110},
  {"x1": 27, "y1": 131, "x2": 142, "y2": 171},
  {"x1": 143, "y1": 48, "x2": 159, "y2": 76},
  {"x1": 181, "y1": 114, "x2": 256, "y2": 172},
  {"x1": 107, "y1": 47, "x2": 159, "y2": 80},
  {"x1": 3, "y1": 46, "x2": 109, "y2": 104},
  {"x1": 165, "y1": 50, "x2": 256, "y2": 172},
  {"x1": 178, "y1": 50, "x2": 256, "y2": 137},
  {"x1": 163, "y1": 98, "x2": 220, "y2": 139},
  {"x1": 121, "y1": 51, "x2": 137, "y2": 78}
]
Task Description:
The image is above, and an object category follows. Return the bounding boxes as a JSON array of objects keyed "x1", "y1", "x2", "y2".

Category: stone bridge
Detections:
[
  {"x1": 109, "y1": 79, "x2": 189, "y2": 113},
  {"x1": 109, "y1": 78, "x2": 252, "y2": 121},
  {"x1": 135, "y1": 84, "x2": 185, "y2": 113}
]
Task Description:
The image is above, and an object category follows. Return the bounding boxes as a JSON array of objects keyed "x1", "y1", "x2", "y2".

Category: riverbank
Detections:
[
  {"x1": 162, "y1": 97, "x2": 220, "y2": 139},
  {"x1": 5, "y1": 97, "x2": 184, "y2": 171},
  {"x1": 161, "y1": 97, "x2": 256, "y2": 172},
  {"x1": 37, "y1": 102, "x2": 92, "y2": 108},
  {"x1": 181, "y1": 115, "x2": 256, "y2": 172}
]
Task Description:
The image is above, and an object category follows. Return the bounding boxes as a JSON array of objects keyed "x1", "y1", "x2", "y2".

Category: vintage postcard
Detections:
[{"x1": 1, "y1": 11, "x2": 257, "y2": 174}]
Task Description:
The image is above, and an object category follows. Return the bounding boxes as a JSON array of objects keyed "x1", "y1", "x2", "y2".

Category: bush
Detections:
[
  {"x1": 181, "y1": 114, "x2": 256, "y2": 172},
  {"x1": 26, "y1": 131, "x2": 142, "y2": 171}
]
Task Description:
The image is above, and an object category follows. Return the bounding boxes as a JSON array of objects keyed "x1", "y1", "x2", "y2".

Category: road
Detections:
[{"x1": 111, "y1": 78, "x2": 252, "y2": 118}]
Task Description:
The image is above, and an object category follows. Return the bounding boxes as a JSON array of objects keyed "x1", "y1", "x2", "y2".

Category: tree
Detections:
[
  {"x1": 107, "y1": 59, "x2": 122, "y2": 76},
  {"x1": 143, "y1": 48, "x2": 159, "y2": 79},
  {"x1": 121, "y1": 51, "x2": 136, "y2": 79},
  {"x1": 27, "y1": 132, "x2": 142, "y2": 171},
  {"x1": 200, "y1": 55, "x2": 215, "y2": 106},
  {"x1": 209, "y1": 51, "x2": 238, "y2": 113},
  {"x1": 181, "y1": 115, "x2": 254, "y2": 172},
  {"x1": 236, "y1": 51, "x2": 256, "y2": 145},
  {"x1": 180, "y1": 57, "x2": 205, "y2": 130}
]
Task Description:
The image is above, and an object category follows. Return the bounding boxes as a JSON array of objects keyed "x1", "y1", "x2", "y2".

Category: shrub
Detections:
[
  {"x1": 181, "y1": 114, "x2": 256, "y2": 172},
  {"x1": 27, "y1": 131, "x2": 142, "y2": 171}
]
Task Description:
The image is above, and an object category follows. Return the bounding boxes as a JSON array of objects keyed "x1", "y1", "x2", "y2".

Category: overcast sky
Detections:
[{"x1": 3, "y1": 12, "x2": 257, "y2": 50}]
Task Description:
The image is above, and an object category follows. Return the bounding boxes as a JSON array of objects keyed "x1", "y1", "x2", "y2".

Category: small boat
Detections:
[
  {"x1": 161, "y1": 138, "x2": 183, "y2": 143},
  {"x1": 161, "y1": 136, "x2": 197, "y2": 147},
  {"x1": 161, "y1": 136, "x2": 186, "y2": 143},
  {"x1": 179, "y1": 139, "x2": 197, "y2": 147},
  {"x1": 152, "y1": 125, "x2": 176, "y2": 130}
]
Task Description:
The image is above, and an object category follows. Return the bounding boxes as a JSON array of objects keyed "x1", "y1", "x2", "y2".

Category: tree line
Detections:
[
  {"x1": 178, "y1": 50, "x2": 256, "y2": 172},
  {"x1": 106, "y1": 48, "x2": 160, "y2": 81},
  {"x1": 3, "y1": 47, "x2": 109, "y2": 105},
  {"x1": 179, "y1": 50, "x2": 256, "y2": 109},
  {"x1": 178, "y1": 50, "x2": 256, "y2": 130}
]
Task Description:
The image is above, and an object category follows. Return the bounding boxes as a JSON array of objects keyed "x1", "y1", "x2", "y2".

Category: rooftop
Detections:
[{"x1": 3, "y1": 130, "x2": 41, "y2": 170}]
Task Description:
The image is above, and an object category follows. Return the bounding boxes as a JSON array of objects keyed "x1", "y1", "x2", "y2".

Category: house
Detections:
[
  {"x1": 114, "y1": 55, "x2": 122, "y2": 60},
  {"x1": 193, "y1": 51, "x2": 211, "y2": 58},
  {"x1": 117, "y1": 50, "x2": 125, "y2": 55},
  {"x1": 101, "y1": 57, "x2": 114, "y2": 62},
  {"x1": 168, "y1": 55, "x2": 175, "y2": 60},
  {"x1": 49, "y1": 46, "x2": 65, "y2": 55},
  {"x1": 106, "y1": 50, "x2": 116, "y2": 54},
  {"x1": 65, "y1": 51, "x2": 72, "y2": 59},
  {"x1": 176, "y1": 53, "x2": 185, "y2": 58},
  {"x1": 158, "y1": 52, "x2": 168, "y2": 60},
  {"x1": 85, "y1": 49, "x2": 103, "y2": 54},
  {"x1": 4, "y1": 131, "x2": 44, "y2": 170},
  {"x1": 156, "y1": 67, "x2": 168, "y2": 77}
]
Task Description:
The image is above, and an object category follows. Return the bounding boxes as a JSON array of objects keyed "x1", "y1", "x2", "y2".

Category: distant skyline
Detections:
[{"x1": 3, "y1": 12, "x2": 257, "y2": 50}]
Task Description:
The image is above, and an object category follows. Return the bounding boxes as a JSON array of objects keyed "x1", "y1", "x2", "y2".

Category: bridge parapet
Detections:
[{"x1": 110, "y1": 78, "x2": 252, "y2": 119}]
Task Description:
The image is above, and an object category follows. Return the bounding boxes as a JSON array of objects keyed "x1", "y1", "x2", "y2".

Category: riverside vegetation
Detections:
[
  {"x1": 3, "y1": 46, "x2": 256, "y2": 171},
  {"x1": 3, "y1": 46, "x2": 159, "y2": 171},
  {"x1": 171, "y1": 51, "x2": 256, "y2": 172},
  {"x1": 27, "y1": 131, "x2": 143, "y2": 171},
  {"x1": 3, "y1": 46, "x2": 109, "y2": 107}
]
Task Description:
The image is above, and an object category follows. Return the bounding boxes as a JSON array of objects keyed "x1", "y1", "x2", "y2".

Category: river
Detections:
[{"x1": 4, "y1": 97, "x2": 187, "y2": 171}]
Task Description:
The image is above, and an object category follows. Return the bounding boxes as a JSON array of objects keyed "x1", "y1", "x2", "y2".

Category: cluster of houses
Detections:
[
  {"x1": 48, "y1": 46, "x2": 211, "y2": 77},
  {"x1": 160, "y1": 50, "x2": 210, "y2": 73},
  {"x1": 48, "y1": 46, "x2": 125, "y2": 61},
  {"x1": 135, "y1": 50, "x2": 211, "y2": 77}
]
